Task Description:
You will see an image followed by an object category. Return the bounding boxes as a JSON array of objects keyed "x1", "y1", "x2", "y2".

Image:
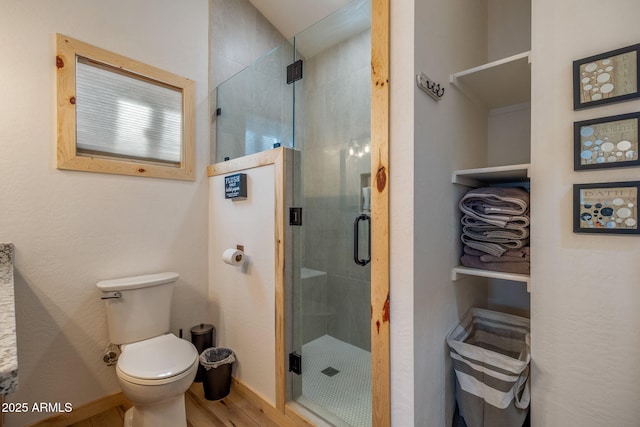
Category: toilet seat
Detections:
[{"x1": 117, "y1": 334, "x2": 198, "y2": 385}]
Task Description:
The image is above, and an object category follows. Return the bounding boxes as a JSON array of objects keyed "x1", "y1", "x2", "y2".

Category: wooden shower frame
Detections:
[
  {"x1": 370, "y1": 0, "x2": 391, "y2": 424},
  {"x1": 206, "y1": 0, "x2": 389, "y2": 422}
]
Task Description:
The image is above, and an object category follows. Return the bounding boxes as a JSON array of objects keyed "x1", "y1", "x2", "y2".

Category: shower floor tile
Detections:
[{"x1": 301, "y1": 335, "x2": 371, "y2": 427}]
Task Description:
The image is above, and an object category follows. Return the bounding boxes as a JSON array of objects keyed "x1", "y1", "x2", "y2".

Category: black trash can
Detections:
[
  {"x1": 200, "y1": 347, "x2": 235, "y2": 400},
  {"x1": 190, "y1": 323, "x2": 215, "y2": 382}
]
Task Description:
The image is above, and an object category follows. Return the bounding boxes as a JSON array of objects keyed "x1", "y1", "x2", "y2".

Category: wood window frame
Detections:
[{"x1": 56, "y1": 33, "x2": 195, "y2": 181}]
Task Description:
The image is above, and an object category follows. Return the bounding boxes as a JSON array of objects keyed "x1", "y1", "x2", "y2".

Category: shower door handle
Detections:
[{"x1": 353, "y1": 214, "x2": 371, "y2": 266}]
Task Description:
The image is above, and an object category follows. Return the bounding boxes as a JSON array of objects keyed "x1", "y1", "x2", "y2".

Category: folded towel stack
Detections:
[{"x1": 459, "y1": 186, "x2": 530, "y2": 275}]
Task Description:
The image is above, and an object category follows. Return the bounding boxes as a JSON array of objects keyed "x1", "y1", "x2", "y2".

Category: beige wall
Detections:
[
  {"x1": 531, "y1": 0, "x2": 640, "y2": 425},
  {"x1": 0, "y1": 1, "x2": 210, "y2": 425}
]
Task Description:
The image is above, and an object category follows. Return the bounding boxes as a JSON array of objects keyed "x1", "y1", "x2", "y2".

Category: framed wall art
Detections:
[
  {"x1": 573, "y1": 43, "x2": 640, "y2": 109},
  {"x1": 574, "y1": 112, "x2": 640, "y2": 170},
  {"x1": 573, "y1": 181, "x2": 639, "y2": 234}
]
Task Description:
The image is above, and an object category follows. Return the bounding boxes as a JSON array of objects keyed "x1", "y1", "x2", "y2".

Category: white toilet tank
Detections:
[{"x1": 97, "y1": 272, "x2": 179, "y2": 345}]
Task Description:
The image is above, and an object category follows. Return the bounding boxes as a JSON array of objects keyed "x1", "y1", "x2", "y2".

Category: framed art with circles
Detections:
[
  {"x1": 573, "y1": 44, "x2": 640, "y2": 110},
  {"x1": 574, "y1": 112, "x2": 640, "y2": 170},
  {"x1": 573, "y1": 181, "x2": 640, "y2": 234}
]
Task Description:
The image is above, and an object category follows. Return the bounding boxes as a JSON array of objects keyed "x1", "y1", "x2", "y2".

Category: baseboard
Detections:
[
  {"x1": 285, "y1": 400, "x2": 331, "y2": 427},
  {"x1": 26, "y1": 392, "x2": 131, "y2": 427},
  {"x1": 230, "y1": 378, "x2": 315, "y2": 427},
  {"x1": 25, "y1": 379, "x2": 316, "y2": 427}
]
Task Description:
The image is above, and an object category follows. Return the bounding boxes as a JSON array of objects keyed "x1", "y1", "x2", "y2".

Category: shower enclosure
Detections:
[{"x1": 214, "y1": 0, "x2": 372, "y2": 425}]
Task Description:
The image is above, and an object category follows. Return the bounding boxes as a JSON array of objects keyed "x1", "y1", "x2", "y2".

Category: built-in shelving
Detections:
[
  {"x1": 447, "y1": 3, "x2": 532, "y2": 418},
  {"x1": 449, "y1": 51, "x2": 531, "y2": 109},
  {"x1": 452, "y1": 163, "x2": 530, "y2": 187},
  {"x1": 453, "y1": 164, "x2": 531, "y2": 292},
  {"x1": 449, "y1": 7, "x2": 532, "y2": 295},
  {"x1": 451, "y1": 265, "x2": 530, "y2": 292}
]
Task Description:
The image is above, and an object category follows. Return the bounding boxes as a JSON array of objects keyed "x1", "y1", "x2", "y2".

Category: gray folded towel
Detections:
[
  {"x1": 461, "y1": 214, "x2": 530, "y2": 229},
  {"x1": 461, "y1": 234, "x2": 508, "y2": 257},
  {"x1": 459, "y1": 187, "x2": 531, "y2": 261},
  {"x1": 462, "y1": 225, "x2": 529, "y2": 241},
  {"x1": 464, "y1": 245, "x2": 530, "y2": 262},
  {"x1": 460, "y1": 254, "x2": 530, "y2": 275},
  {"x1": 459, "y1": 187, "x2": 530, "y2": 228}
]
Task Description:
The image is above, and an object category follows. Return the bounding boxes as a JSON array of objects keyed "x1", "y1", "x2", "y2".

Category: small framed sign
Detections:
[
  {"x1": 573, "y1": 44, "x2": 640, "y2": 110},
  {"x1": 573, "y1": 181, "x2": 639, "y2": 234},
  {"x1": 574, "y1": 112, "x2": 640, "y2": 170},
  {"x1": 224, "y1": 173, "x2": 247, "y2": 200}
]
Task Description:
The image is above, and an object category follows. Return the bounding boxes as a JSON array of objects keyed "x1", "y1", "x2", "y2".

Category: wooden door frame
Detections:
[{"x1": 370, "y1": 0, "x2": 391, "y2": 424}]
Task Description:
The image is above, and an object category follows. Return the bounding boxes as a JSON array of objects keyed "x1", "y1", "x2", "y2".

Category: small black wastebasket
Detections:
[
  {"x1": 200, "y1": 347, "x2": 235, "y2": 400},
  {"x1": 190, "y1": 323, "x2": 215, "y2": 382}
]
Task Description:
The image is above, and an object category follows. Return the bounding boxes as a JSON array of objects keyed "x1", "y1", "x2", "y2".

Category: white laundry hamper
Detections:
[{"x1": 447, "y1": 308, "x2": 531, "y2": 427}]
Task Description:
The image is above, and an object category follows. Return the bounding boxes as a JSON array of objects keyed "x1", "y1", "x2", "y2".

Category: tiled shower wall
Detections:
[
  {"x1": 209, "y1": 0, "x2": 284, "y2": 88},
  {"x1": 301, "y1": 29, "x2": 372, "y2": 351},
  {"x1": 215, "y1": 44, "x2": 294, "y2": 162},
  {"x1": 209, "y1": 0, "x2": 286, "y2": 163}
]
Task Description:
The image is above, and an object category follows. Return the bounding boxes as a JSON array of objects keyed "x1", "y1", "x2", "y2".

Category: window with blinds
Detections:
[
  {"x1": 75, "y1": 57, "x2": 183, "y2": 165},
  {"x1": 56, "y1": 34, "x2": 195, "y2": 180}
]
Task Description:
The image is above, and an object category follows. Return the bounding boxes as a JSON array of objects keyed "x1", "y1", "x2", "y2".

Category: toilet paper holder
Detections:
[
  {"x1": 222, "y1": 245, "x2": 246, "y2": 266},
  {"x1": 234, "y1": 245, "x2": 244, "y2": 262}
]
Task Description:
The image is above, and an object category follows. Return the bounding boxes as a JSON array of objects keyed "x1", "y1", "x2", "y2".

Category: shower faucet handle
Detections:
[{"x1": 100, "y1": 291, "x2": 122, "y2": 300}]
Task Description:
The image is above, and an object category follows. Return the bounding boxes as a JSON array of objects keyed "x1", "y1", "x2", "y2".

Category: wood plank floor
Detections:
[{"x1": 69, "y1": 383, "x2": 281, "y2": 427}]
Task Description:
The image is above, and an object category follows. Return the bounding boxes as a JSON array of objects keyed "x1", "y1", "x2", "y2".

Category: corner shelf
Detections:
[
  {"x1": 449, "y1": 51, "x2": 531, "y2": 109},
  {"x1": 451, "y1": 266, "x2": 530, "y2": 292},
  {"x1": 452, "y1": 163, "x2": 530, "y2": 187}
]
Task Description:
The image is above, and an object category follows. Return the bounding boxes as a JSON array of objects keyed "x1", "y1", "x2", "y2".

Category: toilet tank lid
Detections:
[{"x1": 96, "y1": 272, "x2": 179, "y2": 291}]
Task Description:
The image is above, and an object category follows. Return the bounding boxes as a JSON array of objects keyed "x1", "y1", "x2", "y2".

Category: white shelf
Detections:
[
  {"x1": 452, "y1": 163, "x2": 530, "y2": 187},
  {"x1": 449, "y1": 51, "x2": 531, "y2": 109},
  {"x1": 451, "y1": 266, "x2": 530, "y2": 292}
]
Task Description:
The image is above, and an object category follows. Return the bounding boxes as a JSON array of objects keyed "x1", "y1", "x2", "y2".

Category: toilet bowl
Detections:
[
  {"x1": 117, "y1": 334, "x2": 198, "y2": 427},
  {"x1": 96, "y1": 272, "x2": 198, "y2": 427}
]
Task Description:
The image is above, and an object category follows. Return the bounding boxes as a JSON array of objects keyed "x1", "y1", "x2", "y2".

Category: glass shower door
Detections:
[{"x1": 290, "y1": 1, "x2": 372, "y2": 425}]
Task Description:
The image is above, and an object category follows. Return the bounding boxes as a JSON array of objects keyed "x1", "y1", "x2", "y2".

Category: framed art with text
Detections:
[
  {"x1": 574, "y1": 112, "x2": 640, "y2": 170},
  {"x1": 573, "y1": 44, "x2": 640, "y2": 109},
  {"x1": 573, "y1": 181, "x2": 639, "y2": 234}
]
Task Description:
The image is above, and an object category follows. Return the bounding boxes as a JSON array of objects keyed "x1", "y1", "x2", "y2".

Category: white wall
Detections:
[
  {"x1": 412, "y1": 0, "x2": 492, "y2": 425},
  {"x1": 531, "y1": 0, "x2": 640, "y2": 425},
  {"x1": 0, "y1": 1, "x2": 210, "y2": 425},
  {"x1": 247, "y1": 0, "x2": 350, "y2": 39},
  {"x1": 209, "y1": 166, "x2": 276, "y2": 404},
  {"x1": 389, "y1": 0, "x2": 487, "y2": 425},
  {"x1": 389, "y1": 0, "x2": 416, "y2": 424}
]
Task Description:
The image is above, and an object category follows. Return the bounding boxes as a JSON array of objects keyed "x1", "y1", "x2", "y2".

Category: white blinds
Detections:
[{"x1": 75, "y1": 56, "x2": 183, "y2": 165}]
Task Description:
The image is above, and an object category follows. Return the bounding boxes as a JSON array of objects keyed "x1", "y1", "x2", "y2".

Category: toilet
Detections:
[{"x1": 97, "y1": 272, "x2": 198, "y2": 427}]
